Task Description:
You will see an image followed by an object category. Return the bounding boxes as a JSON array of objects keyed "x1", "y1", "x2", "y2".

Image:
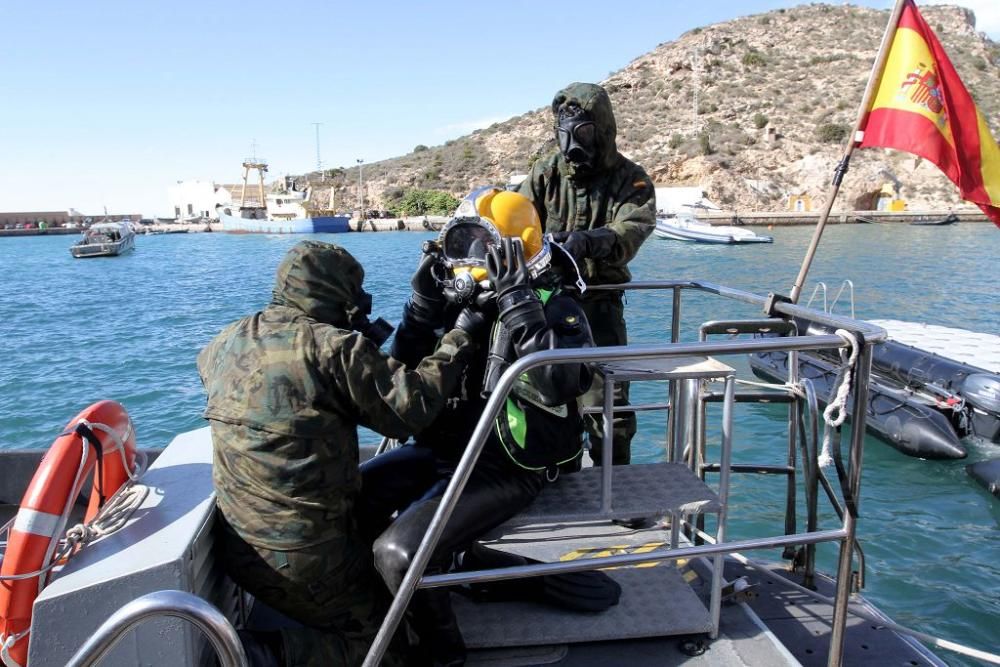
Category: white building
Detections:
[{"x1": 167, "y1": 181, "x2": 233, "y2": 221}]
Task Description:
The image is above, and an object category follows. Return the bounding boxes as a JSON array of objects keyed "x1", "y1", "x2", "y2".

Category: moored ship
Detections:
[{"x1": 216, "y1": 159, "x2": 349, "y2": 234}]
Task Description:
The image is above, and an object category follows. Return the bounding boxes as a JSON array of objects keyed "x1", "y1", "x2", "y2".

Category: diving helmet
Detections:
[{"x1": 438, "y1": 187, "x2": 551, "y2": 291}]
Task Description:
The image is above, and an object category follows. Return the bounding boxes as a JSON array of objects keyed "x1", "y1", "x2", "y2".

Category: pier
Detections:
[
  {"x1": 696, "y1": 210, "x2": 990, "y2": 226},
  {"x1": 2, "y1": 211, "x2": 990, "y2": 238}
]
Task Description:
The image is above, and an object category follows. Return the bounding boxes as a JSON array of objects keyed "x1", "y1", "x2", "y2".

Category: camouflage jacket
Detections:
[
  {"x1": 197, "y1": 241, "x2": 475, "y2": 550},
  {"x1": 518, "y1": 82, "x2": 656, "y2": 292}
]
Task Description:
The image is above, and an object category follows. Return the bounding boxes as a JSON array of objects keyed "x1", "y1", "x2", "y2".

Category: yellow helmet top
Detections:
[{"x1": 440, "y1": 188, "x2": 550, "y2": 282}]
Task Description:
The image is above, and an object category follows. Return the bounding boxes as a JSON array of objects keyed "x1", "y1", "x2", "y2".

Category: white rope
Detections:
[
  {"x1": 818, "y1": 330, "x2": 860, "y2": 467},
  {"x1": 547, "y1": 237, "x2": 587, "y2": 293},
  {"x1": 77, "y1": 417, "x2": 144, "y2": 481},
  {"x1": 0, "y1": 628, "x2": 28, "y2": 667},
  {"x1": 734, "y1": 377, "x2": 805, "y2": 398},
  {"x1": 0, "y1": 484, "x2": 148, "y2": 583}
]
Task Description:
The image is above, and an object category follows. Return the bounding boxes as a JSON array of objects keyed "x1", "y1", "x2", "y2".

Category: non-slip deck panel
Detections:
[
  {"x1": 499, "y1": 462, "x2": 721, "y2": 528},
  {"x1": 455, "y1": 567, "x2": 713, "y2": 649}
]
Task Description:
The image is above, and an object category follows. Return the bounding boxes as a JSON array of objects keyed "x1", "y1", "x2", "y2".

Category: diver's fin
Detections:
[
  {"x1": 459, "y1": 543, "x2": 621, "y2": 612},
  {"x1": 540, "y1": 570, "x2": 621, "y2": 612}
]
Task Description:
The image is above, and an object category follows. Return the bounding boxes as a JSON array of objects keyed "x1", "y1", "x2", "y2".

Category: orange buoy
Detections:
[{"x1": 0, "y1": 400, "x2": 136, "y2": 666}]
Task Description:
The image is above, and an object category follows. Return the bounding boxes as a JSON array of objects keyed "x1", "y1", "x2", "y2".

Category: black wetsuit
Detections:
[{"x1": 358, "y1": 281, "x2": 592, "y2": 663}]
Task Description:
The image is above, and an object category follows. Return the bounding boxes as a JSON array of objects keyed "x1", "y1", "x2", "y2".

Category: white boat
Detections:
[
  {"x1": 217, "y1": 162, "x2": 350, "y2": 234},
  {"x1": 68, "y1": 221, "x2": 136, "y2": 258},
  {"x1": 2, "y1": 282, "x2": 972, "y2": 667},
  {"x1": 654, "y1": 215, "x2": 773, "y2": 244}
]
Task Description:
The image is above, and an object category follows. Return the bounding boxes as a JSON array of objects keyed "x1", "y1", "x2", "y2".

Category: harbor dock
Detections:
[{"x1": 1, "y1": 211, "x2": 991, "y2": 238}]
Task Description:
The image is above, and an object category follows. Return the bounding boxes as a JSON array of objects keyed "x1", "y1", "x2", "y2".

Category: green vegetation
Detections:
[
  {"x1": 413, "y1": 144, "x2": 429, "y2": 153},
  {"x1": 699, "y1": 133, "x2": 714, "y2": 155},
  {"x1": 816, "y1": 122, "x2": 850, "y2": 143},
  {"x1": 392, "y1": 189, "x2": 460, "y2": 216},
  {"x1": 668, "y1": 133, "x2": 684, "y2": 149},
  {"x1": 742, "y1": 50, "x2": 767, "y2": 67},
  {"x1": 752, "y1": 112, "x2": 769, "y2": 129}
]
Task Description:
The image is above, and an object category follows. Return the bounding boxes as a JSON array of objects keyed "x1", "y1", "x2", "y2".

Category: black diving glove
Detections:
[
  {"x1": 453, "y1": 305, "x2": 489, "y2": 337},
  {"x1": 487, "y1": 238, "x2": 545, "y2": 335},
  {"x1": 406, "y1": 249, "x2": 446, "y2": 328},
  {"x1": 550, "y1": 227, "x2": 617, "y2": 262}
]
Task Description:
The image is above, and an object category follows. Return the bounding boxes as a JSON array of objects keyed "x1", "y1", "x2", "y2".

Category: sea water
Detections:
[{"x1": 1, "y1": 224, "x2": 998, "y2": 662}]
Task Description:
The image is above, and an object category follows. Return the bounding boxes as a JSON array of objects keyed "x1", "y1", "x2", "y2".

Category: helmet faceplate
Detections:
[{"x1": 439, "y1": 188, "x2": 551, "y2": 281}]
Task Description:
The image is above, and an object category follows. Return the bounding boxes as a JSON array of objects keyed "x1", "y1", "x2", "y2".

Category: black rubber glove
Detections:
[
  {"x1": 487, "y1": 237, "x2": 531, "y2": 298},
  {"x1": 487, "y1": 238, "x2": 545, "y2": 336},
  {"x1": 549, "y1": 227, "x2": 617, "y2": 262},
  {"x1": 453, "y1": 306, "x2": 489, "y2": 337},
  {"x1": 406, "y1": 250, "x2": 445, "y2": 328}
]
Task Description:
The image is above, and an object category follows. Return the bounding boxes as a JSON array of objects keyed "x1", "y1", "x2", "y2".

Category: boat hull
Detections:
[
  {"x1": 749, "y1": 350, "x2": 967, "y2": 459},
  {"x1": 966, "y1": 457, "x2": 1000, "y2": 497},
  {"x1": 218, "y1": 211, "x2": 350, "y2": 234},
  {"x1": 69, "y1": 235, "x2": 135, "y2": 258},
  {"x1": 654, "y1": 218, "x2": 773, "y2": 244}
]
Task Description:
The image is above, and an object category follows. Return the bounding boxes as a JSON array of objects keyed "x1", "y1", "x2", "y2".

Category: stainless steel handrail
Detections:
[
  {"x1": 362, "y1": 329, "x2": 864, "y2": 666},
  {"x1": 65, "y1": 590, "x2": 247, "y2": 667}
]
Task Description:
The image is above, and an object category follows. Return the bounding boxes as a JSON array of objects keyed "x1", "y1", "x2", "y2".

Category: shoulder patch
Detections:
[{"x1": 633, "y1": 180, "x2": 647, "y2": 188}]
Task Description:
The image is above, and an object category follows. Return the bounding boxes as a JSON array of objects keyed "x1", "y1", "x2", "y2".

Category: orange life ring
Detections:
[{"x1": 0, "y1": 400, "x2": 136, "y2": 666}]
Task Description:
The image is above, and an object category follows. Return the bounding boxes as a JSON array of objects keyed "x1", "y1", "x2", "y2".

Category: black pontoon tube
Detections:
[{"x1": 966, "y1": 457, "x2": 1000, "y2": 497}]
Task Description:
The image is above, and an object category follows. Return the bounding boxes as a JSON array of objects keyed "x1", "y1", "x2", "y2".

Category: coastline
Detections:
[{"x1": 0, "y1": 210, "x2": 990, "y2": 239}]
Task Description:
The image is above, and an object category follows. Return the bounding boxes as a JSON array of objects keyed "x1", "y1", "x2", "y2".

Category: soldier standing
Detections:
[
  {"x1": 519, "y1": 82, "x2": 656, "y2": 465},
  {"x1": 197, "y1": 240, "x2": 487, "y2": 666}
]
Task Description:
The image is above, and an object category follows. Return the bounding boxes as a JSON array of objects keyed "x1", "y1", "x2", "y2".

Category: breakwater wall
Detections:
[
  {"x1": 699, "y1": 210, "x2": 989, "y2": 226},
  {"x1": 3, "y1": 211, "x2": 989, "y2": 238}
]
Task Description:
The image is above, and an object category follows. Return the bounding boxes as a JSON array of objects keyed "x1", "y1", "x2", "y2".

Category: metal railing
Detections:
[
  {"x1": 65, "y1": 590, "x2": 247, "y2": 667},
  {"x1": 362, "y1": 280, "x2": 884, "y2": 667}
]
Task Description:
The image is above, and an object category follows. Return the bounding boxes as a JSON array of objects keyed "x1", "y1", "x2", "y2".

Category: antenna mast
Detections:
[{"x1": 312, "y1": 123, "x2": 323, "y2": 174}]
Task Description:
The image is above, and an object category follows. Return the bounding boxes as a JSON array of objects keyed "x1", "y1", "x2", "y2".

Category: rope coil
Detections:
[
  {"x1": 0, "y1": 484, "x2": 148, "y2": 583},
  {"x1": 818, "y1": 330, "x2": 860, "y2": 467}
]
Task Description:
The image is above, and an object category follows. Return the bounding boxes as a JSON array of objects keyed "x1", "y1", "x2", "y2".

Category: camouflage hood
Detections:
[
  {"x1": 270, "y1": 240, "x2": 365, "y2": 328},
  {"x1": 551, "y1": 82, "x2": 619, "y2": 177}
]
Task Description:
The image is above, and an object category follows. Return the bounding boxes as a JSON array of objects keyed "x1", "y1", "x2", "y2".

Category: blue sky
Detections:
[{"x1": 0, "y1": 0, "x2": 996, "y2": 216}]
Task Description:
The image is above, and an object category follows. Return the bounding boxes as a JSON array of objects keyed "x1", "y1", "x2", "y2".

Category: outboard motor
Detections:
[{"x1": 961, "y1": 373, "x2": 1000, "y2": 442}]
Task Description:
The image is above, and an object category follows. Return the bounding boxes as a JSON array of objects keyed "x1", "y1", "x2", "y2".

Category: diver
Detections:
[
  {"x1": 197, "y1": 240, "x2": 489, "y2": 666},
  {"x1": 518, "y1": 82, "x2": 657, "y2": 465},
  {"x1": 358, "y1": 189, "x2": 601, "y2": 666}
]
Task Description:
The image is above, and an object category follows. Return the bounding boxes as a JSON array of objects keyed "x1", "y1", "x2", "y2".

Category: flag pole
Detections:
[{"x1": 789, "y1": 0, "x2": 909, "y2": 303}]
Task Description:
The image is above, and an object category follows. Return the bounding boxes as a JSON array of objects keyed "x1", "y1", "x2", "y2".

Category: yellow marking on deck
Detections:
[{"x1": 557, "y1": 541, "x2": 697, "y2": 573}]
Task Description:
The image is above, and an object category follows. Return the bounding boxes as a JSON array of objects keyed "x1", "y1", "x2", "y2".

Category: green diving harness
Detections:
[{"x1": 482, "y1": 288, "x2": 585, "y2": 474}]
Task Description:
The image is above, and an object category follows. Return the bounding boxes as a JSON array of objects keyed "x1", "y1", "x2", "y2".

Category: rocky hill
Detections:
[{"x1": 304, "y1": 3, "x2": 1000, "y2": 214}]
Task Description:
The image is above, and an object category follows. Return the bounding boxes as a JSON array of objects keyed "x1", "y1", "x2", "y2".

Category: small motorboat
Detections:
[
  {"x1": 910, "y1": 213, "x2": 959, "y2": 226},
  {"x1": 69, "y1": 221, "x2": 136, "y2": 258},
  {"x1": 654, "y1": 215, "x2": 773, "y2": 244}
]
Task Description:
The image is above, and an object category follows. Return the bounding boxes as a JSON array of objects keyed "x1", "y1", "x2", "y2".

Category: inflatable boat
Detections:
[
  {"x1": 749, "y1": 349, "x2": 968, "y2": 459},
  {"x1": 750, "y1": 320, "x2": 1000, "y2": 460}
]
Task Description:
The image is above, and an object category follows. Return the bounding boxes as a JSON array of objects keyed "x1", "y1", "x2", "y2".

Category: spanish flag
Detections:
[{"x1": 859, "y1": 0, "x2": 1000, "y2": 227}]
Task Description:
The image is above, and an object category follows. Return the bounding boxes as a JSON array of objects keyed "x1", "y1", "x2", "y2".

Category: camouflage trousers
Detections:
[
  {"x1": 216, "y1": 514, "x2": 405, "y2": 667},
  {"x1": 581, "y1": 295, "x2": 636, "y2": 465}
]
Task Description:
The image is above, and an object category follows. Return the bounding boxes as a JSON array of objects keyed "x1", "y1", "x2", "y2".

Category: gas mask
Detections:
[
  {"x1": 351, "y1": 290, "x2": 394, "y2": 347},
  {"x1": 556, "y1": 106, "x2": 597, "y2": 170}
]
